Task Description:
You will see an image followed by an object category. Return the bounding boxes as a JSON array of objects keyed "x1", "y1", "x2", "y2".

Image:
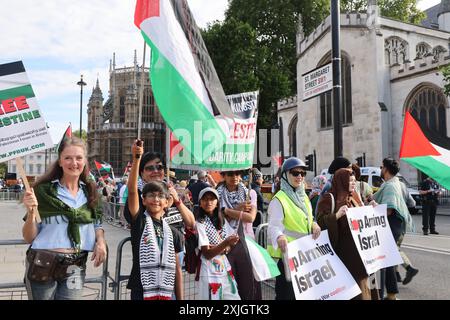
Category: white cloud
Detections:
[
  {"x1": 0, "y1": 0, "x2": 229, "y2": 144},
  {"x1": 417, "y1": 0, "x2": 441, "y2": 10}
]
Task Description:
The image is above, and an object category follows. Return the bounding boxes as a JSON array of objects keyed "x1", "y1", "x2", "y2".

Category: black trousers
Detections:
[
  {"x1": 422, "y1": 201, "x2": 437, "y2": 232},
  {"x1": 275, "y1": 259, "x2": 295, "y2": 300},
  {"x1": 380, "y1": 214, "x2": 403, "y2": 297}
]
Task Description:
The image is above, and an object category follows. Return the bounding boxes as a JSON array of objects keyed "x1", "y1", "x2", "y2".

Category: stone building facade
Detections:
[
  {"x1": 87, "y1": 53, "x2": 165, "y2": 175},
  {"x1": 278, "y1": 0, "x2": 450, "y2": 185}
]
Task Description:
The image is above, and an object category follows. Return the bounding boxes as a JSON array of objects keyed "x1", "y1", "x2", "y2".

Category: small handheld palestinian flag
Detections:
[
  {"x1": 57, "y1": 124, "x2": 72, "y2": 154},
  {"x1": 400, "y1": 111, "x2": 450, "y2": 190}
]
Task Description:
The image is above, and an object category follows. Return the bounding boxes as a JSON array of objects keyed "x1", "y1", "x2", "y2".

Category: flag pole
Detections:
[
  {"x1": 166, "y1": 125, "x2": 170, "y2": 183},
  {"x1": 16, "y1": 157, "x2": 41, "y2": 223},
  {"x1": 137, "y1": 40, "x2": 147, "y2": 140}
]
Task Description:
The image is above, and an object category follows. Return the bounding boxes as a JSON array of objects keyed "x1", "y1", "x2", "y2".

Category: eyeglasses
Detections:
[
  {"x1": 289, "y1": 170, "x2": 306, "y2": 177},
  {"x1": 144, "y1": 164, "x2": 165, "y2": 172},
  {"x1": 144, "y1": 192, "x2": 167, "y2": 200}
]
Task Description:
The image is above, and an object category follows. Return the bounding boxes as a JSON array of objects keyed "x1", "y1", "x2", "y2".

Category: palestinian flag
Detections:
[
  {"x1": 134, "y1": 0, "x2": 247, "y2": 169},
  {"x1": 94, "y1": 160, "x2": 111, "y2": 173},
  {"x1": 0, "y1": 61, "x2": 53, "y2": 162},
  {"x1": 245, "y1": 236, "x2": 280, "y2": 282},
  {"x1": 400, "y1": 111, "x2": 450, "y2": 190},
  {"x1": 56, "y1": 124, "x2": 72, "y2": 153}
]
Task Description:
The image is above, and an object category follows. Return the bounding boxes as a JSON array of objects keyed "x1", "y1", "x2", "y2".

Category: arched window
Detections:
[
  {"x1": 416, "y1": 42, "x2": 431, "y2": 59},
  {"x1": 432, "y1": 45, "x2": 447, "y2": 61},
  {"x1": 318, "y1": 53, "x2": 352, "y2": 129},
  {"x1": 288, "y1": 115, "x2": 298, "y2": 157},
  {"x1": 406, "y1": 85, "x2": 448, "y2": 136},
  {"x1": 142, "y1": 88, "x2": 155, "y2": 123},
  {"x1": 385, "y1": 36, "x2": 409, "y2": 65},
  {"x1": 119, "y1": 95, "x2": 125, "y2": 123}
]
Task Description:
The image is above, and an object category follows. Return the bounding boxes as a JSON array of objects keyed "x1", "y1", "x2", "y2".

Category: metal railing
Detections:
[
  {"x1": 0, "y1": 190, "x2": 23, "y2": 201},
  {"x1": 0, "y1": 239, "x2": 109, "y2": 300}
]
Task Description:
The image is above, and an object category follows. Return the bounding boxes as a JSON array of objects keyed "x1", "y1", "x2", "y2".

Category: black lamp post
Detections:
[{"x1": 77, "y1": 75, "x2": 87, "y2": 138}]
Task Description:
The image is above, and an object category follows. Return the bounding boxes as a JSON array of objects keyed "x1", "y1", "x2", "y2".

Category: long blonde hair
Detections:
[{"x1": 33, "y1": 137, "x2": 98, "y2": 209}]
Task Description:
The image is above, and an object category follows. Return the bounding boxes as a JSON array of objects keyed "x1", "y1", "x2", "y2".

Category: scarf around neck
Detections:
[
  {"x1": 217, "y1": 182, "x2": 248, "y2": 209},
  {"x1": 34, "y1": 181, "x2": 102, "y2": 249},
  {"x1": 373, "y1": 176, "x2": 413, "y2": 232},
  {"x1": 280, "y1": 175, "x2": 308, "y2": 215},
  {"x1": 139, "y1": 211, "x2": 176, "y2": 300}
]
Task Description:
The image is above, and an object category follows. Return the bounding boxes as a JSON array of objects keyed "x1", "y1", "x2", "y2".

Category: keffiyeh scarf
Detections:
[{"x1": 139, "y1": 211, "x2": 176, "y2": 300}]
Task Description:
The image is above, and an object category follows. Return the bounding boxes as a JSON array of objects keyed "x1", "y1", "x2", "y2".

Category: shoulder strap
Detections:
[{"x1": 329, "y1": 193, "x2": 335, "y2": 214}]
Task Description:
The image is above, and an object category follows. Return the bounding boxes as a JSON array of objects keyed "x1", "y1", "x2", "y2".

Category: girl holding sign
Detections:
[
  {"x1": 22, "y1": 137, "x2": 107, "y2": 300},
  {"x1": 317, "y1": 168, "x2": 373, "y2": 300}
]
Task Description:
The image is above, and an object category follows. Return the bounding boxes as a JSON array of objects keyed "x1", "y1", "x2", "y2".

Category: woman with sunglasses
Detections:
[
  {"x1": 125, "y1": 139, "x2": 195, "y2": 300},
  {"x1": 267, "y1": 157, "x2": 321, "y2": 300}
]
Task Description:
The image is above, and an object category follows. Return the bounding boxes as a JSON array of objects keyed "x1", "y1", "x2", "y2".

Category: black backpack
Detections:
[{"x1": 102, "y1": 187, "x2": 108, "y2": 197}]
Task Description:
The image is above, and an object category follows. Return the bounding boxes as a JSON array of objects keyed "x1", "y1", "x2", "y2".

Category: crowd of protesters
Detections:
[{"x1": 19, "y1": 135, "x2": 436, "y2": 300}]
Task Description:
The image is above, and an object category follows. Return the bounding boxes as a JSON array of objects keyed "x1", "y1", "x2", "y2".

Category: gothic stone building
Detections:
[
  {"x1": 87, "y1": 53, "x2": 165, "y2": 175},
  {"x1": 278, "y1": 0, "x2": 450, "y2": 186}
]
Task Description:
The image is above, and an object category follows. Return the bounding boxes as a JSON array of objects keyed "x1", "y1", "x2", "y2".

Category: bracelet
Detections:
[
  {"x1": 173, "y1": 199, "x2": 181, "y2": 207},
  {"x1": 239, "y1": 210, "x2": 244, "y2": 221}
]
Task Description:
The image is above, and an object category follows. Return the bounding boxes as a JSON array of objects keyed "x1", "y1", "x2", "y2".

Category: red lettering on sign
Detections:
[
  {"x1": 2, "y1": 99, "x2": 15, "y2": 113},
  {"x1": 15, "y1": 96, "x2": 29, "y2": 110}
]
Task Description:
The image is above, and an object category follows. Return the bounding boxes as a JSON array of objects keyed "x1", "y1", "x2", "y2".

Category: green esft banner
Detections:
[
  {"x1": 170, "y1": 91, "x2": 259, "y2": 171},
  {"x1": 0, "y1": 61, "x2": 53, "y2": 163}
]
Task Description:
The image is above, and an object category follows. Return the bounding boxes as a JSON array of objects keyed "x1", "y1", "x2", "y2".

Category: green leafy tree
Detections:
[
  {"x1": 441, "y1": 65, "x2": 450, "y2": 97},
  {"x1": 72, "y1": 129, "x2": 87, "y2": 143},
  {"x1": 0, "y1": 162, "x2": 6, "y2": 178},
  {"x1": 341, "y1": 0, "x2": 425, "y2": 24}
]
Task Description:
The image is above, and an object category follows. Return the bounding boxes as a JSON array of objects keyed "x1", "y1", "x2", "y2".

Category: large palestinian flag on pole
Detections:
[
  {"x1": 400, "y1": 111, "x2": 450, "y2": 190},
  {"x1": 134, "y1": 0, "x2": 258, "y2": 170}
]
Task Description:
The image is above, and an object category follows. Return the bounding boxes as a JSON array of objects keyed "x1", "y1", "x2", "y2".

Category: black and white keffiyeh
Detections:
[
  {"x1": 204, "y1": 216, "x2": 228, "y2": 246},
  {"x1": 139, "y1": 211, "x2": 176, "y2": 300},
  {"x1": 217, "y1": 182, "x2": 248, "y2": 210}
]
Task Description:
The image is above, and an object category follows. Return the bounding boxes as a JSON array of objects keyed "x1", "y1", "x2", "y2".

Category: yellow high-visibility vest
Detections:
[{"x1": 267, "y1": 190, "x2": 313, "y2": 259}]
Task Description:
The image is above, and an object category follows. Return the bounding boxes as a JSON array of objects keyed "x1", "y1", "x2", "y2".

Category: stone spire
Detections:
[{"x1": 89, "y1": 77, "x2": 103, "y2": 102}]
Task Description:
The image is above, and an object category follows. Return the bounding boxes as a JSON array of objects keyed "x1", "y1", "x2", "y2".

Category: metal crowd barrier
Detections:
[
  {"x1": 110, "y1": 236, "x2": 199, "y2": 300},
  {"x1": 0, "y1": 190, "x2": 23, "y2": 201},
  {"x1": 0, "y1": 239, "x2": 110, "y2": 300}
]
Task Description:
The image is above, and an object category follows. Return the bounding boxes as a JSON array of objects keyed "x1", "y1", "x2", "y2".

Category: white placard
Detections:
[
  {"x1": 346, "y1": 204, "x2": 403, "y2": 274},
  {"x1": 301, "y1": 63, "x2": 333, "y2": 101},
  {"x1": 287, "y1": 230, "x2": 361, "y2": 300},
  {"x1": 0, "y1": 61, "x2": 53, "y2": 163}
]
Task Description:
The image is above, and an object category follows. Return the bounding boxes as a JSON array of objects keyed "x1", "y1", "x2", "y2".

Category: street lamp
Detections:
[{"x1": 77, "y1": 75, "x2": 87, "y2": 139}]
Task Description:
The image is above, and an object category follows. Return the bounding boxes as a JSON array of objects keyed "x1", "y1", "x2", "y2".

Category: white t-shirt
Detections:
[
  {"x1": 196, "y1": 221, "x2": 232, "y2": 280},
  {"x1": 119, "y1": 184, "x2": 128, "y2": 204}
]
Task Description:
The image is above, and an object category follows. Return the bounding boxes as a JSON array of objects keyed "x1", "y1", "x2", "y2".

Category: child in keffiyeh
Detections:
[
  {"x1": 138, "y1": 181, "x2": 184, "y2": 300},
  {"x1": 195, "y1": 187, "x2": 240, "y2": 300}
]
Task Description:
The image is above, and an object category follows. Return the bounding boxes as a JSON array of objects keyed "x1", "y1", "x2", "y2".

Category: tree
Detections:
[
  {"x1": 0, "y1": 162, "x2": 6, "y2": 178},
  {"x1": 72, "y1": 129, "x2": 87, "y2": 143},
  {"x1": 440, "y1": 65, "x2": 450, "y2": 97},
  {"x1": 341, "y1": 0, "x2": 425, "y2": 24}
]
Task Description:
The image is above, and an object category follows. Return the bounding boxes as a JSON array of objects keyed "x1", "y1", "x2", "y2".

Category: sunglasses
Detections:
[
  {"x1": 144, "y1": 164, "x2": 165, "y2": 172},
  {"x1": 290, "y1": 170, "x2": 306, "y2": 177}
]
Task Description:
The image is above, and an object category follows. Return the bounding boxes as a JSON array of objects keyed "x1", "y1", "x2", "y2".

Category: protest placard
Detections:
[
  {"x1": 0, "y1": 61, "x2": 53, "y2": 163},
  {"x1": 346, "y1": 204, "x2": 403, "y2": 274},
  {"x1": 287, "y1": 231, "x2": 361, "y2": 300}
]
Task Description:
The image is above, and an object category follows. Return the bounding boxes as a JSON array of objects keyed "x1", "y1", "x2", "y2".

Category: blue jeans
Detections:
[{"x1": 26, "y1": 261, "x2": 86, "y2": 300}]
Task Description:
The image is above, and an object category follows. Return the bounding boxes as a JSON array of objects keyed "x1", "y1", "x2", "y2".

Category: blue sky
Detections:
[
  {"x1": 0, "y1": 0, "x2": 440, "y2": 144},
  {"x1": 0, "y1": 0, "x2": 228, "y2": 143}
]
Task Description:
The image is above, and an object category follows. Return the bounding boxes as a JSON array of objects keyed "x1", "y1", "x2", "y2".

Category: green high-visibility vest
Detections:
[{"x1": 267, "y1": 190, "x2": 313, "y2": 259}]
